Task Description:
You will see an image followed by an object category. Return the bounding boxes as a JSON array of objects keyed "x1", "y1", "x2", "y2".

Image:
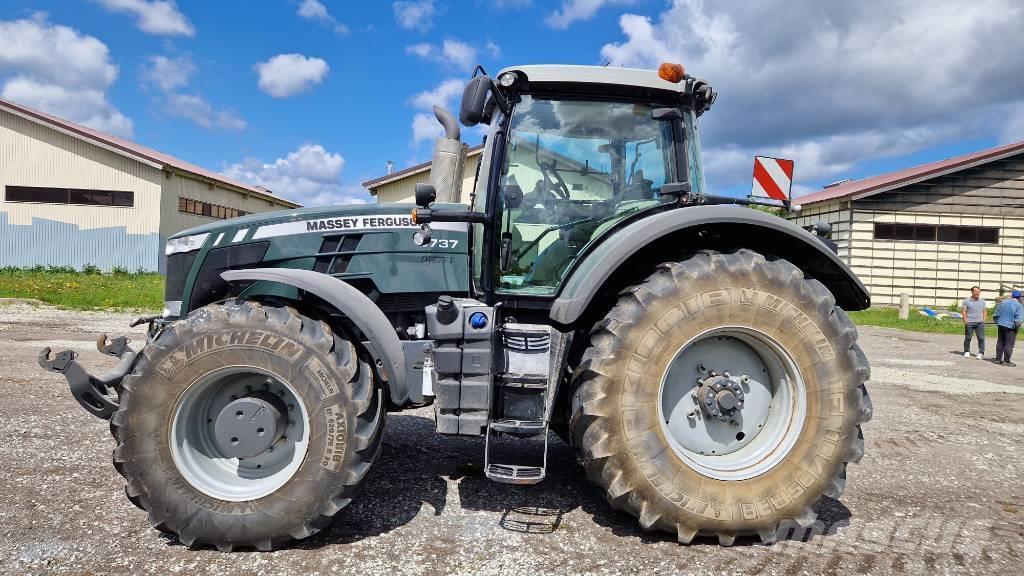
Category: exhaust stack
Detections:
[{"x1": 429, "y1": 105, "x2": 467, "y2": 204}]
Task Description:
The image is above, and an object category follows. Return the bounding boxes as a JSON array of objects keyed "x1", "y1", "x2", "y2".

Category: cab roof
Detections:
[{"x1": 498, "y1": 64, "x2": 691, "y2": 94}]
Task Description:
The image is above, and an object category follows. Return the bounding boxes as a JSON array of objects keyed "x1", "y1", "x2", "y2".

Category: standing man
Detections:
[
  {"x1": 994, "y1": 290, "x2": 1024, "y2": 367},
  {"x1": 962, "y1": 286, "x2": 987, "y2": 359}
]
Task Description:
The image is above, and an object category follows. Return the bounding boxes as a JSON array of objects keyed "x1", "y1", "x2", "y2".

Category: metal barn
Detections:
[
  {"x1": 0, "y1": 98, "x2": 299, "y2": 272},
  {"x1": 790, "y1": 140, "x2": 1024, "y2": 307}
]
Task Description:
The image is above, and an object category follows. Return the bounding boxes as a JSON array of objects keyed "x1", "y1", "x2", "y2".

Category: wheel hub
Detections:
[
  {"x1": 696, "y1": 374, "x2": 745, "y2": 422},
  {"x1": 659, "y1": 328, "x2": 807, "y2": 480},
  {"x1": 170, "y1": 367, "x2": 310, "y2": 502},
  {"x1": 213, "y1": 391, "x2": 287, "y2": 458}
]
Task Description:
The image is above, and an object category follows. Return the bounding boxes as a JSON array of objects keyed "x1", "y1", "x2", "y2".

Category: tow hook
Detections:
[{"x1": 38, "y1": 335, "x2": 137, "y2": 420}]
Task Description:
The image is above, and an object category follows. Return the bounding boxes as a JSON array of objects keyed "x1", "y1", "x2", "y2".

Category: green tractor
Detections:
[{"x1": 40, "y1": 63, "x2": 871, "y2": 550}]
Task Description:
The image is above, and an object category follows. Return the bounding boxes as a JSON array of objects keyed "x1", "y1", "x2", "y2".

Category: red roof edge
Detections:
[{"x1": 794, "y1": 139, "x2": 1024, "y2": 206}]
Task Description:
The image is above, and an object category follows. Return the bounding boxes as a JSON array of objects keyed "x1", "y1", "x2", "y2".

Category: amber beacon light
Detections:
[{"x1": 658, "y1": 62, "x2": 685, "y2": 83}]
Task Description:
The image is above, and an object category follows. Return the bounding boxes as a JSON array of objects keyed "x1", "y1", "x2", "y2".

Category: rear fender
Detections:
[
  {"x1": 550, "y1": 205, "x2": 870, "y2": 325},
  {"x1": 221, "y1": 268, "x2": 410, "y2": 405}
]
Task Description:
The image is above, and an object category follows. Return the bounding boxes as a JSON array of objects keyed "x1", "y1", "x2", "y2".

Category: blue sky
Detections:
[{"x1": 1, "y1": 1, "x2": 1022, "y2": 206}]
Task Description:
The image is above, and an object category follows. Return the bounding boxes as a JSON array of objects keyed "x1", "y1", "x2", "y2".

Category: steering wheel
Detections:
[{"x1": 539, "y1": 161, "x2": 571, "y2": 199}]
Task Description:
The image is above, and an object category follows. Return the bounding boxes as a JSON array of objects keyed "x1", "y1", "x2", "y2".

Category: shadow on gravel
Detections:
[{"x1": 175, "y1": 413, "x2": 853, "y2": 551}]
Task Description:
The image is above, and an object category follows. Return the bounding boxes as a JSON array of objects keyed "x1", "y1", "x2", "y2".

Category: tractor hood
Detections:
[
  {"x1": 165, "y1": 201, "x2": 471, "y2": 318},
  {"x1": 169, "y1": 202, "x2": 466, "y2": 241}
]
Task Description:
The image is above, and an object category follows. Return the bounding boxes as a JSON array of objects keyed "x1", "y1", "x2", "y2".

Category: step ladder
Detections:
[
  {"x1": 483, "y1": 323, "x2": 565, "y2": 485},
  {"x1": 484, "y1": 419, "x2": 549, "y2": 484}
]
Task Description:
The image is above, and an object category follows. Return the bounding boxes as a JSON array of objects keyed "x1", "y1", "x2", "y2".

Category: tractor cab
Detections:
[{"x1": 413, "y1": 64, "x2": 717, "y2": 300}]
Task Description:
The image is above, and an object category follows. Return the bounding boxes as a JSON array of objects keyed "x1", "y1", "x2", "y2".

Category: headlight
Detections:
[{"x1": 165, "y1": 233, "x2": 209, "y2": 256}]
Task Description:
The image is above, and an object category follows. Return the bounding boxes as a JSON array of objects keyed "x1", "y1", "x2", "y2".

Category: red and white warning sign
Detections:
[{"x1": 751, "y1": 156, "x2": 795, "y2": 202}]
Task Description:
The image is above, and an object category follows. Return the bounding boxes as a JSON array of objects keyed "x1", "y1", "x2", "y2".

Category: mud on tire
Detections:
[
  {"x1": 110, "y1": 299, "x2": 384, "y2": 551},
  {"x1": 569, "y1": 249, "x2": 872, "y2": 545}
]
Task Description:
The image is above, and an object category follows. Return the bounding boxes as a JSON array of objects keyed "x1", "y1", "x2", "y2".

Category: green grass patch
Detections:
[
  {"x1": 847, "y1": 307, "x2": 998, "y2": 336},
  {"x1": 0, "y1": 267, "x2": 163, "y2": 311}
]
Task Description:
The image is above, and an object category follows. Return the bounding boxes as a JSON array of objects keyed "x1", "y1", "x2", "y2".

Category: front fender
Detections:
[
  {"x1": 221, "y1": 268, "x2": 409, "y2": 405},
  {"x1": 550, "y1": 205, "x2": 870, "y2": 325}
]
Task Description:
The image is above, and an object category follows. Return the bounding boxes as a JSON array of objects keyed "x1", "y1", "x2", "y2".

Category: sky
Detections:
[{"x1": 1, "y1": 0, "x2": 1023, "y2": 206}]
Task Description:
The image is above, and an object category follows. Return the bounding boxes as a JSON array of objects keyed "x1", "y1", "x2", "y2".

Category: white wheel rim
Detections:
[
  {"x1": 658, "y1": 327, "x2": 807, "y2": 481},
  {"x1": 169, "y1": 366, "x2": 310, "y2": 502}
]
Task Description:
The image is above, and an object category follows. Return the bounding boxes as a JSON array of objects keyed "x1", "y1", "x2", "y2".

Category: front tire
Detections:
[
  {"x1": 570, "y1": 249, "x2": 871, "y2": 544},
  {"x1": 110, "y1": 300, "x2": 384, "y2": 551}
]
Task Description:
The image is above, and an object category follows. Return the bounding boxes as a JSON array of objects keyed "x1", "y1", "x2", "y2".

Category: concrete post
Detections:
[{"x1": 899, "y1": 293, "x2": 910, "y2": 320}]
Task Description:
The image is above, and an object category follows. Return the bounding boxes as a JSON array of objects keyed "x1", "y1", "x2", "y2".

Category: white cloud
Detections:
[
  {"x1": 140, "y1": 54, "x2": 194, "y2": 92},
  {"x1": 0, "y1": 15, "x2": 132, "y2": 137},
  {"x1": 1, "y1": 77, "x2": 133, "y2": 137},
  {"x1": 394, "y1": 0, "x2": 435, "y2": 31},
  {"x1": 405, "y1": 38, "x2": 478, "y2": 70},
  {"x1": 223, "y1": 144, "x2": 368, "y2": 206},
  {"x1": 494, "y1": 0, "x2": 532, "y2": 8},
  {"x1": 164, "y1": 93, "x2": 246, "y2": 131},
  {"x1": 545, "y1": 0, "x2": 632, "y2": 29},
  {"x1": 297, "y1": 0, "x2": 348, "y2": 34},
  {"x1": 139, "y1": 53, "x2": 245, "y2": 131},
  {"x1": 255, "y1": 54, "x2": 329, "y2": 98},
  {"x1": 0, "y1": 15, "x2": 117, "y2": 89},
  {"x1": 1001, "y1": 104, "x2": 1024, "y2": 144},
  {"x1": 485, "y1": 40, "x2": 502, "y2": 59},
  {"x1": 598, "y1": 0, "x2": 1024, "y2": 190},
  {"x1": 95, "y1": 0, "x2": 194, "y2": 37},
  {"x1": 409, "y1": 79, "x2": 464, "y2": 145}
]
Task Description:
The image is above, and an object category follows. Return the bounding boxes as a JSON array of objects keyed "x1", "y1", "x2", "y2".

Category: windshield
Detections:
[{"x1": 496, "y1": 95, "x2": 686, "y2": 295}]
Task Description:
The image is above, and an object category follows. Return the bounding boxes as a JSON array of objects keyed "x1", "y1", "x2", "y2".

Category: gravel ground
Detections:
[{"x1": 0, "y1": 303, "x2": 1021, "y2": 575}]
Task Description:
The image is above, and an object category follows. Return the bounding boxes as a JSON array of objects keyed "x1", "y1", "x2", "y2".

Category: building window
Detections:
[
  {"x1": 874, "y1": 223, "x2": 999, "y2": 244},
  {"x1": 5, "y1": 185, "x2": 133, "y2": 207},
  {"x1": 178, "y1": 196, "x2": 249, "y2": 220}
]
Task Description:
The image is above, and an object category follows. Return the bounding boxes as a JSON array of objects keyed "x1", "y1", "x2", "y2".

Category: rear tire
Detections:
[
  {"x1": 110, "y1": 299, "x2": 384, "y2": 551},
  {"x1": 569, "y1": 249, "x2": 871, "y2": 544}
]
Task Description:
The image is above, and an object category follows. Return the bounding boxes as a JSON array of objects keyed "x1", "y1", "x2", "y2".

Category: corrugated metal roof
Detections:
[
  {"x1": 795, "y1": 139, "x2": 1024, "y2": 206},
  {"x1": 362, "y1": 145, "x2": 484, "y2": 192},
  {"x1": 0, "y1": 98, "x2": 300, "y2": 208}
]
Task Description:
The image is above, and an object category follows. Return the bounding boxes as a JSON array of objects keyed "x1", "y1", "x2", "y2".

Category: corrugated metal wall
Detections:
[{"x1": 158, "y1": 171, "x2": 291, "y2": 240}]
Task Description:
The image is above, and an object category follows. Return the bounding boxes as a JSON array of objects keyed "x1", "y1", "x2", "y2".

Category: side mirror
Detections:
[
  {"x1": 460, "y1": 75, "x2": 491, "y2": 127},
  {"x1": 651, "y1": 108, "x2": 682, "y2": 121},
  {"x1": 503, "y1": 184, "x2": 523, "y2": 209},
  {"x1": 415, "y1": 183, "x2": 437, "y2": 208}
]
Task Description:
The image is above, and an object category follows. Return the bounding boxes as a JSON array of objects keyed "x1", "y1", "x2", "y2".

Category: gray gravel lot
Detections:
[{"x1": 0, "y1": 303, "x2": 1022, "y2": 575}]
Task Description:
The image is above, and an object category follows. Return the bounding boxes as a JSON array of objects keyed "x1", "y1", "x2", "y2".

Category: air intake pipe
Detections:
[{"x1": 429, "y1": 105, "x2": 467, "y2": 204}]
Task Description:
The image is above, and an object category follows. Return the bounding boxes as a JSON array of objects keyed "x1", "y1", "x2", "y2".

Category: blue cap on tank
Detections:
[
  {"x1": 1013, "y1": 290, "x2": 1022, "y2": 299},
  {"x1": 469, "y1": 311, "x2": 488, "y2": 329}
]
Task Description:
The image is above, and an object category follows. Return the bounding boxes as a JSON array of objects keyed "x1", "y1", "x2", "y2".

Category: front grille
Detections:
[
  {"x1": 314, "y1": 234, "x2": 363, "y2": 275},
  {"x1": 165, "y1": 250, "x2": 200, "y2": 301}
]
